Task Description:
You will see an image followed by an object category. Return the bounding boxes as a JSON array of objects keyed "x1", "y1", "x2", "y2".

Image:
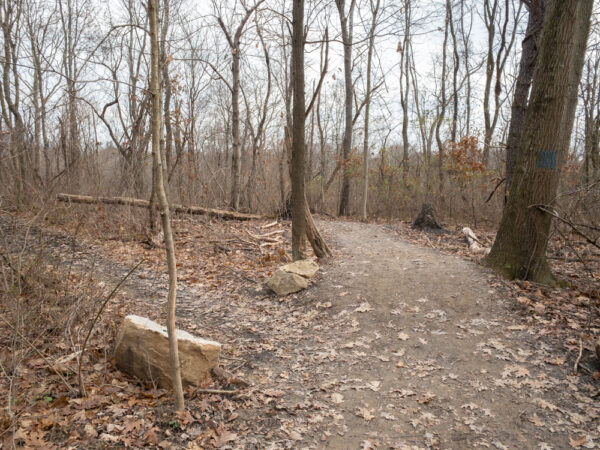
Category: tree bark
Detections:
[
  {"x1": 361, "y1": 0, "x2": 380, "y2": 222},
  {"x1": 291, "y1": 0, "x2": 306, "y2": 261},
  {"x1": 505, "y1": 0, "x2": 546, "y2": 200},
  {"x1": 336, "y1": 0, "x2": 355, "y2": 216},
  {"x1": 230, "y1": 49, "x2": 242, "y2": 211},
  {"x1": 485, "y1": 0, "x2": 593, "y2": 285},
  {"x1": 434, "y1": 0, "x2": 450, "y2": 195},
  {"x1": 400, "y1": 0, "x2": 411, "y2": 186},
  {"x1": 149, "y1": 0, "x2": 184, "y2": 411}
]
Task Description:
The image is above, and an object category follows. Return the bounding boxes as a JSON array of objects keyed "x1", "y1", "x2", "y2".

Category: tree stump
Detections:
[{"x1": 412, "y1": 203, "x2": 444, "y2": 231}]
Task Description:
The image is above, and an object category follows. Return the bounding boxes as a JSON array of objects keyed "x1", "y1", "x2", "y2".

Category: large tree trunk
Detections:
[
  {"x1": 504, "y1": 0, "x2": 546, "y2": 200},
  {"x1": 291, "y1": 0, "x2": 306, "y2": 261},
  {"x1": 284, "y1": 127, "x2": 332, "y2": 259},
  {"x1": 149, "y1": 0, "x2": 184, "y2": 411},
  {"x1": 485, "y1": 0, "x2": 593, "y2": 285}
]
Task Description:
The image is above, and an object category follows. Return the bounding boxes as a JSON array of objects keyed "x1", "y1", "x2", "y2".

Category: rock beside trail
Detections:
[
  {"x1": 267, "y1": 260, "x2": 318, "y2": 295},
  {"x1": 267, "y1": 270, "x2": 309, "y2": 295},
  {"x1": 114, "y1": 315, "x2": 221, "y2": 388},
  {"x1": 280, "y1": 259, "x2": 319, "y2": 278}
]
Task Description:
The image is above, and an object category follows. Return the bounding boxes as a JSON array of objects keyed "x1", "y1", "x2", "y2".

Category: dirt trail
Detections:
[{"x1": 226, "y1": 220, "x2": 598, "y2": 449}]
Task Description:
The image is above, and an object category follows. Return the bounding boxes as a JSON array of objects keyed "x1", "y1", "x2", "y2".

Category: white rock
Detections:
[{"x1": 114, "y1": 315, "x2": 221, "y2": 388}]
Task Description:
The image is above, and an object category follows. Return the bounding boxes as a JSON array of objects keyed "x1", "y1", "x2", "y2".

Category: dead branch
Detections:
[
  {"x1": 196, "y1": 388, "x2": 240, "y2": 395},
  {"x1": 0, "y1": 316, "x2": 77, "y2": 395},
  {"x1": 535, "y1": 205, "x2": 599, "y2": 249},
  {"x1": 78, "y1": 259, "x2": 144, "y2": 397},
  {"x1": 246, "y1": 230, "x2": 281, "y2": 243},
  {"x1": 261, "y1": 221, "x2": 279, "y2": 229},
  {"x1": 574, "y1": 334, "x2": 583, "y2": 374},
  {"x1": 212, "y1": 366, "x2": 251, "y2": 387}
]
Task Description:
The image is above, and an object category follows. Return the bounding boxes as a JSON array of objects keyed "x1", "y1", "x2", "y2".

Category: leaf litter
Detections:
[{"x1": 2, "y1": 215, "x2": 599, "y2": 448}]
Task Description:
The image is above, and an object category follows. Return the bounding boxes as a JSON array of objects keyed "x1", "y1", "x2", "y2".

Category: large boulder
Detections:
[
  {"x1": 280, "y1": 260, "x2": 319, "y2": 278},
  {"x1": 114, "y1": 315, "x2": 221, "y2": 388},
  {"x1": 267, "y1": 270, "x2": 309, "y2": 296}
]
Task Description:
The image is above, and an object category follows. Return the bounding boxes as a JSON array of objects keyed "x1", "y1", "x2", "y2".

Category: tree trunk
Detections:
[
  {"x1": 448, "y1": 1, "x2": 459, "y2": 143},
  {"x1": 485, "y1": 0, "x2": 593, "y2": 285},
  {"x1": 291, "y1": 0, "x2": 306, "y2": 261},
  {"x1": 336, "y1": 0, "x2": 355, "y2": 217},
  {"x1": 361, "y1": 0, "x2": 380, "y2": 222},
  {"x1": 505, "y1": 0, "x2": 546, "y2": 200},
  {"x1": 149, "y1": 0, "x2": 184, "y2": 412},
  {"x1": 400, "y1": 2, "x2": 411, "y2": 186},
  {"x1": 435, "y1": 0, "x2": 450, "y2": 195},
  {"x1": 230, "y1": 50, "x2": 241, "y2": 211}
]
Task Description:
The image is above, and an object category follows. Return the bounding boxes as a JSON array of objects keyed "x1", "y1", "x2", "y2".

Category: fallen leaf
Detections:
[
  {"x1": 365, "y1": 381, "x2": 381, "y2": 392},
  {"x1": 356, "y1": 407, "x2": 375, "y2": 421},
  {"x1": 213, "y1": 430, "x2": 237, "y2": 448},
  {"x1": 354, "y1": 302, "x2": 374, "y2": 313},
  {"x1": 398, "y1": 332, "x2": 410, "y2": 341},
  {"x1": 331, "y1": 393, "x2": 344, "y2": 404},
  {"x1": 144, "y1": 427, "x2": 161, "y2": 445}
]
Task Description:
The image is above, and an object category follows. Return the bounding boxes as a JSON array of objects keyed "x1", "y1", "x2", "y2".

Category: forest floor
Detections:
[{"x1": 2, "y1": 211, "x2": 599, "y2": 449}]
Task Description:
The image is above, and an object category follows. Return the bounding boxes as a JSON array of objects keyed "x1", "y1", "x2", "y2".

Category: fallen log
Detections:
[{"x1": 57, "y1": 193, "x2": 263, "y2": 221}]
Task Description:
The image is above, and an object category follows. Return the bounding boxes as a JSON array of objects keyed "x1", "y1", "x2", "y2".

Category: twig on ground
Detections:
[
  {"x1": 78, "y1": 259, "x2": 144, "y2": 397},
  {"x1": 261, "y1": 221, "x2": 279, "y2": 229},
  {"x1": 196, "y1": 388, "x2": 240, "y2": 395},
  {"x1": 0, "y1": 316, "x2": 76, "y2": 395},
  {"x1": 574, "y1": 334, "x2": 584, "y2": 374},
  {"x1": 212, "y1": 366, "x2": 251, "y2": 387}
]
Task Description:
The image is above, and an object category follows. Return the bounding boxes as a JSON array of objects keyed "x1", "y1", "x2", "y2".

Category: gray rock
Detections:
[
  {"x1": 280, "y1": 259, "x2": 319, "y2": 278},
  {"x1": 267, "y1": 270, "x2": 309, "y2": 295}
]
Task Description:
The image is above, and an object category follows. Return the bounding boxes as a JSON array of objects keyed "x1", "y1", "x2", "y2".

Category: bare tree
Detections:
[
  {"x1": 482, "y1": 0, "x2": 521, "y2": 167},
  {"x1": 399, "y1": 0, "x2": 411, "y2": 186},
  {"x1": 0, "y1": 0, "x2": 26, "y2": 201},
  {"x1": 580, "y1": 46, "x2": 600, "y2": 183},
  {"x1": 291, "y1": 0, "x2": 306, "y2": 260},
  {"x1": 360, "y1": 0, "x2": 381, "y2": 221},
  {"x1": 336, "y1": 0, "x2": 356, "y2": 216},
  {"x1": 149, "y1": 0, "x2": 184, "y2": 411},
  {"x1": 434, "y1": 0, "x2": 450, "y2": 195},
  {"x1": 215, "y1": 0, "x2": 264, "y2": 211}
]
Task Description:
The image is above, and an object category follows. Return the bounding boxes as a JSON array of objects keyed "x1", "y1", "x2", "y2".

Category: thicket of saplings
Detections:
[{"x1": 3, "y1": 136, "x2": 513, "y2": 225}]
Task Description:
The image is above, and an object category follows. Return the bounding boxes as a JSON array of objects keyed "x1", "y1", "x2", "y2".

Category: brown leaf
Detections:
[
  {"x1": 144, "y1": 427, "x2": 161, "y2": 445},
  {"x1": 417, "y1": 392, "x2": 436, "y2": 405},
  {"x1": 570, "y1": 436, "x2": 587, "y2": 448},
  {"x1": 212, "y1": 430, "x2": 237, "y2": 448},
  {"x1": 50, "y1": 395, "x2": 69, "y2": 409}
]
